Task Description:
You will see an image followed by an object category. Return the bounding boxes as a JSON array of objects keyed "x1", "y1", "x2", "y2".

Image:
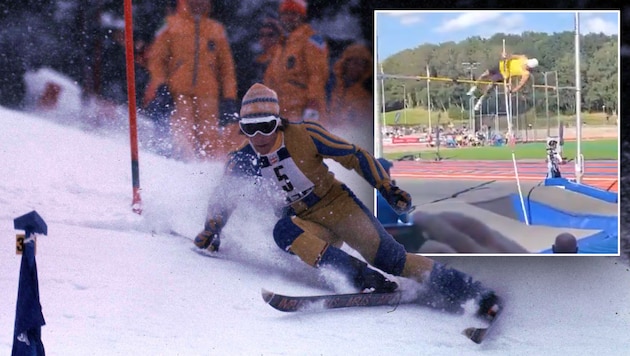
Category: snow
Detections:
[{"x1": 1, "y1": 99, "x2": 629, "y2": 355}]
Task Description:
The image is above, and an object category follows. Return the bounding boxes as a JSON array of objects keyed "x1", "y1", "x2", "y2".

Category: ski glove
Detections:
[
  {"x1": 219, "y1": 99, "x2": 240, "y2": 127},
  {"x1": 194, "y1": 230, "x2": 221, "y2": 252},
  {"x1": 379, "y1": 183, "x2": 412, "y2": 215}
]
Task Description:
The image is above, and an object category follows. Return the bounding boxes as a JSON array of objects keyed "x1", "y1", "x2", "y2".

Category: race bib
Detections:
[{"x1": 260, "y1": 146, "x2": 314, "y2": 204}]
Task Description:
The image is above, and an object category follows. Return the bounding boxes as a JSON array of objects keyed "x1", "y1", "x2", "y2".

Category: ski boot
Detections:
[
  {"x1": 423, "y1": 262, "x2": 488, "y2": 314},
  {"x1": 349, "y1": 256, "x2": 398, "y2": 293},
  {"x1": 476, "y1": 290, "x2": 502, "y2": 321}
]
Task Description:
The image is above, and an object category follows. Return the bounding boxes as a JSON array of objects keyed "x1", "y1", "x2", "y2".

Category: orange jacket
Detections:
[
  {"x1": 145, "y1": 1, "x2": 237, "y2": 102},
  {"x1": 328, "y1": 44, "x2": 373, "y2": 127},
  {"x1": 255, "y1": 18, "x2": 284, "y2": 68},
  {"x1": 263, "y1": 23, "x2": 329, "y2": 121}
]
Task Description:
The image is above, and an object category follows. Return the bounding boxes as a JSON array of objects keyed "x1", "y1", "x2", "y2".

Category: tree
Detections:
[
  {"x1": 380, "y1": 31, "x2": 617, "y2": 119},
  {"x1": 585, "y1": 41, "x2": 617, "y2": 113}
]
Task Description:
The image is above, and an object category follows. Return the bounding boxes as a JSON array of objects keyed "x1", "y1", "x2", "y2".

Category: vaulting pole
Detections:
[{"x1": 503, "y1": 39, "x2": 529, "y2": 225}]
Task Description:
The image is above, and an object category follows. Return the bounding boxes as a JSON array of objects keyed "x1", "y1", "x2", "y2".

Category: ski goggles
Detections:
[{"x1": 239, "y1": 116, "x2": 281, "y2": 137}]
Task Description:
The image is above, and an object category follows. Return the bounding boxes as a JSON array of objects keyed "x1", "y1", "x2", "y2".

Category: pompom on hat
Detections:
[
  {"x1": 240, "y1": 83, "x2": 280, "y2": 119},
  {"x1": 279, "y1": 0, "x2": 307, "y2": 16}
]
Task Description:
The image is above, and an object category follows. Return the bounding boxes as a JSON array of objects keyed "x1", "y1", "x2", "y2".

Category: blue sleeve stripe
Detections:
[
  {"x1": 356, "y1": 150, "x2": 388, "y2": 187},
  {"x1": 305, "y1": 122, "x2": 389, "y2": 188},
  {"x1": 306, "y1": 125, "x2": 357, "y2": 156},
  {"x1": 305, "y1": 120, "x2": 326, "y2": 130},
  {"x1": 310, "y1": 135, "x2": 356, "y2": 156},
  {"x1": 372, "y1": 156, "x2": 388, "y2": 181}
]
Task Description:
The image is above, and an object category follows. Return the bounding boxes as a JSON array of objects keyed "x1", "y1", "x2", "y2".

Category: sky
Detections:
[
  {"x1": 1, "y1": 66, "x2": 629, "y2": 355},
  {"x1": 376, "y1": 11, "x2": 620, "y2": 60}
]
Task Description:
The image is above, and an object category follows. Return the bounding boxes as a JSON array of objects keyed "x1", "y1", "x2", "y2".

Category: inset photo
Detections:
[{"x1": 374, "y1": 10, "x2": 619, "y2": 255}]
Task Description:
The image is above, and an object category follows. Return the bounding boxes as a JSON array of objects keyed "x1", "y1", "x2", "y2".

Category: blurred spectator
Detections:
[
  {"x1": 552, "y1": 233, "x2": 578, "y2": 253},
  {"x1": 97, "y1": 12, "x2": 126, "y2": 104},
  {"x1": 253, "y1": 18, "x2": 283, "y2": 84},
  {"x1": 86, "y1": 11, "x2": 152, "y2": 127},
  {"x1": 98, "y1": 11, "x2": 152, "y2": 106},
  {"x1": 144, "y1": 0, "x2": 240, "y2": 162},
  {"x1": 141, "y1": 1, "x2": 178, "y2": 157},
  {"x1": 327, "y1": 43, "x2": 373, "y2": 128},
  {"x1": 263, "y1": 0, "x2": 329, "y2": 123}
]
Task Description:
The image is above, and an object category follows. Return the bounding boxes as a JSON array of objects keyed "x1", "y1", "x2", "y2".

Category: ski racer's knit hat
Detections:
[
  {"x1": 240, "y1": 83, "x2": 280, "y2": 119},
  {"x1": 279, "y1": 0, "x2": 307, "y2": 16}
]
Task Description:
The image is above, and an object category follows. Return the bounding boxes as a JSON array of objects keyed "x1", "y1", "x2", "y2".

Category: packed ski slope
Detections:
[{"x1": 0, "y1": 106, "x2": 629, "y2": 355}]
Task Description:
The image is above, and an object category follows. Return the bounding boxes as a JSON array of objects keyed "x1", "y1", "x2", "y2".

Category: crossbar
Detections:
[
  {"x1": 378, "y1": 74, "x2": 498, "y2": 85},
  {"x1": 378, "y1": 74, "x2": 562, "y2": 90}
]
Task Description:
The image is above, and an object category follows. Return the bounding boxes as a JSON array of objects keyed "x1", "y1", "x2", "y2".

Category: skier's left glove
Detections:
[
  {"x1": 379, "y1": 182, "x2": 412, "y2": 215},
  {"x1": 194, "y1": 230, "x2": 221, "y2": 252},
  {"x1": 302, "y1": 108, "x2": 319, "y2": 121},
  {"x1": 302, "y1": 99, "x2": 322, "y2": 120}
]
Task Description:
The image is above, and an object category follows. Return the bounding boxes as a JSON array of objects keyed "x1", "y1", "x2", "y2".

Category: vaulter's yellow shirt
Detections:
[{"x1": 498, "y1": 57, "x2": 527, "y2": 78}]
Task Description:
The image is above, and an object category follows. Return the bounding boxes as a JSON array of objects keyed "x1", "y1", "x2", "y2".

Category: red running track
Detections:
[{"x1": 390, "y1": 160, "x2": 619, "y2": 192}]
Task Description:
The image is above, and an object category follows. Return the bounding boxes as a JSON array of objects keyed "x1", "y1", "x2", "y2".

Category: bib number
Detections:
[
  {"x1": 260, "y1": 147, "x2": 314, "y2": 204},
  {"x1": 274, "y1": 165, "x2": 294, "y2": 192}
]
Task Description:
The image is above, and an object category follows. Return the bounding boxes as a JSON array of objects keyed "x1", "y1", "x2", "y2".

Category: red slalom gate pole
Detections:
[{"x1": 124, "y1": 0, "x2": 142, "y2": 214}]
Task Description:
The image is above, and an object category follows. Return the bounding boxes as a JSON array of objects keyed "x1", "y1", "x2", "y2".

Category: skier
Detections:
[{"x1": 194, "y1": 83, "x2": 501, "y2": 315}]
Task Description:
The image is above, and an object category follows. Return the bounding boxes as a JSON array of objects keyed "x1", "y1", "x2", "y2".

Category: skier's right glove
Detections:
[
  {"x1": 194, "y1": 230, "x2": 221, "y2": 252},
  {"x1": 379, "y1": 182, "x2": 412, "y2": 215}
]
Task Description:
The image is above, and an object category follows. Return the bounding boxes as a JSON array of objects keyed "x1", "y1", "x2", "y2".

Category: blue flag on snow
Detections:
[{"x1": 13, "y1": 211, "x2": 47, "y2": 356}]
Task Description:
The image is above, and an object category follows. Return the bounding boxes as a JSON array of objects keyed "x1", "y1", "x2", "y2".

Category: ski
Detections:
[
  {"x1": 463, "y1": 303, "x2": 502, "y2": 344},
  {"x1": 261, "y1": 289, "x2": 403, "y2": 312},
  {"x1": 263, "y1": 288, "x2": 503, "y2": 343},
  {"x1": 190, "y1": 247, "x2": 221, "y2": 258}
]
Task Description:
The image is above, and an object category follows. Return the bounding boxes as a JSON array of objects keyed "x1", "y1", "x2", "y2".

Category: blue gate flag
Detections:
[{"x1": 13, "y1": 211, "x2": 47, "y2": 356}]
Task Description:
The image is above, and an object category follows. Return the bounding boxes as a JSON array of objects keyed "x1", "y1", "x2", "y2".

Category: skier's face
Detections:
[
  {"x1": 259, "y1": 28, "x2": 280, "y2": 51},
  {"x1": 239, "y1": 116, "x2": 281, "y2": 155},
  {"x1": 188, "y1": 0, "x2": 210, "y2": 16},
  {"x1": 249, "y1": 131, "x2": 279, "y2": 155},
  {"x1": 280, "y1": 11, "x2": 303, "y2": 33}
]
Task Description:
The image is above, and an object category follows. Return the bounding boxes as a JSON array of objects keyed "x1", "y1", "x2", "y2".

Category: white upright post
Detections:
[
  {"x1": 426, "y1": 65, "x2": 432, "y2": 133},
  {"x1": 403, "y1": 84, "x2": 407, "y2": 124},
  {"x1": 574, "y1": 12, "x2": 584, "y2": 184},
  {"x1": 378, "y1": 62, "x2": 386, "y2": 158}
]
